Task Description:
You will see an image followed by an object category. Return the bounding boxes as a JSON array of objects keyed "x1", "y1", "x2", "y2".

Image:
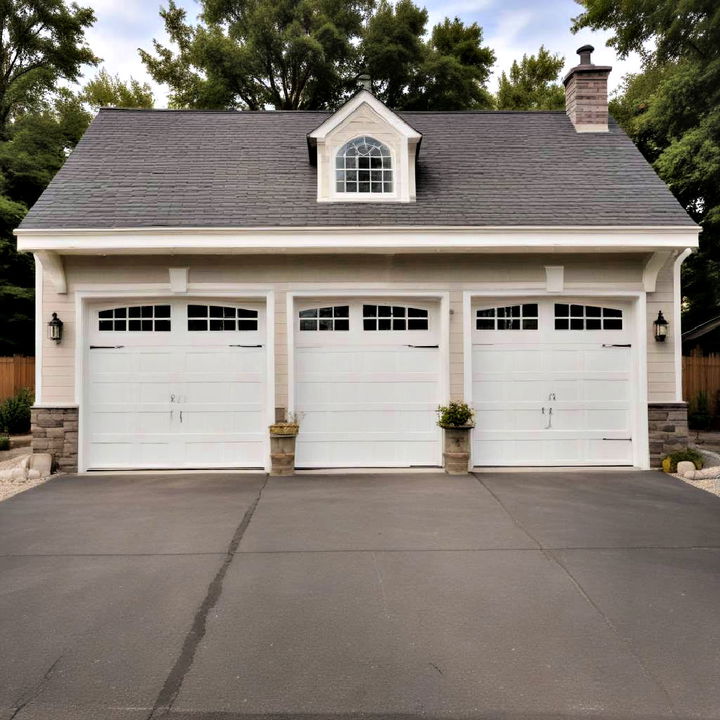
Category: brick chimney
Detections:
[{"x1": 563, "y1": 45, "x2": 611, "y2": 132}]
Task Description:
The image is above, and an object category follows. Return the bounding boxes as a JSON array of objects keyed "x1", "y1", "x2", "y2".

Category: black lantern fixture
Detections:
[
  {"x1": 47, "y1": 313, "x2": 63, "y2": 344},
  {"x1": 653, "y1": 310, "x2": 669, "y2": 342}
]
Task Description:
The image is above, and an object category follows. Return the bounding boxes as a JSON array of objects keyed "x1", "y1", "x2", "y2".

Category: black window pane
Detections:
[
  {"x1": 223, "y1": 307, "x2": 235, "y2": 318},
  {"x1": 363, "y1": 305, "x2": 376, "y2": 316},
  {"x1": 141, "y1": 306, "x2": 153, "y2": 318},
  {"x1": 392, "y1": 306, "x2": 406, "y2": 317},
  {"x1": 334, "y1": 319, "x2": 349, "y2": 331},
  {"x1": 319, "y1": 307, "x2": 333, "y2": 318},
  {"x1": 371, "y1": 182, "x2": 382, "y2": 192},
  {"x1": 188, "y1": 305, "x2": 207, "y2": 317},
  {"x1": 586, "y1": 318, "x2": 601, "y2": 330},
  {"x1": 237, "y1": 309, "x2": 257, "y2": 318},
  {"x1": 299, "y1": 309, "x2": 317, "y2": 318},
  {"x1": 115, "y1": 307, "x2": 127, "y2": 318},
  {"x1": 522, "y1": 304, "x2": 538, "y2": 317},
  {"x1": 99, "y1": 320, "x2": 113, "y2": 331},
  {"x1": 392, "y1": 318, "x2": 406, "y2": 330},
  {"x1": 318, "y1": 319, "x2": 333, "y2": 331},
  {"x1": 510, "y1": 305, "x2": 521, "y2": 317},
  {"x1": 497, "y1": 307, "x2": 507, "y2": 318},
  {"x1": 378, "y1": 306, "x2": 391, "y2": 317},
  {"x1": 555, "y1": 319, "x2": 569, "y2": 330},
  {"x1": 477, "y1": 309, "x2": 495, "y2": 318},
  {"x1": 358, "y1": 181, "x2": 370, "y2": 192},
  {"x1": 363, "y1": 319, "x2": 376, "y2": 331},
  {"x1": 555, "y1": 304, "x2": 569, "y2": 317},
  {"x1": 522, "y1": 318, "x2": 539, "y2": 330},
  {"x1": 188, "y1": 319, "x2": 206, "y2": 331},
  {"x1": 334, "y1": 306, "x2": 349, "y2": 317},
  {"x1": 604, "y1": 319, "x2": 623, "y2": 330},
  {"x1": 155, "y1": 305, "x2": 171, "y2": 318},
  {"x1": 237, "y1": 320, "x2": 257, "y2": 331},
  {"x1": 570, "y1": 318, "x2": 584, "y2": 330},
  {"x1": 221, "y1": 320, "x2": 233, "y2": 330},
  {"x1": 378, "y1": 318, "x2": 391, "y2": 330},
  {"x1": 209, "y1": 319, "x2": 224, "y2": 331},
  {"x1": 346, "y1": 182, "x2": 357, "y2": 192},
  {"x1": 604, "y1": 308, "x2": 622, "y2": 318},
  {"x1": 129, "y1": 320, "x2": 142, "y2": 331},
  {"x1": 586, "y1": 306, "x2": 601, "y2": 317},
  {"x1": 141, "y1": 320, "x2": 153, "y2": 331},
  {"x1": 155, "y1": 320, "x2": 171, "y2": 332},
  {"x1": 129, "y1": 306, "x2": 141, "y2": 318},
  {"x1": 408, "y1": 308, "x2": 428, "y2": 317},
  {"x1": 114, "y1": 320, "x2": 126, "y2": 331},
  {"x1": 476, "y1": 319, "x2": 495, "y2": 330},
  {"x1": 209, "y1": 306, "x2": 224, "y2": 318},
  {"x1": 299, "y1": 319, "x2": 316, "y2": 331},
  {"x1": 99, "y1": 309, "x2": 112, "y2": 318},
  {"x1": 570, "y1": 305, "x2": 584, "y2": 317},
  {"x1": 408, "y1": 319, "x2": 428, "y2": 330}
]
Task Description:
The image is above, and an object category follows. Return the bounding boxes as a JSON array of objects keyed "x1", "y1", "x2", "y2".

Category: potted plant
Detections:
[
  {"x1": 269, "y1": 412, "x2": 300, "y2": 476},
  {"x1": 437, "y1": 402, "x2": 475, "y2": 474}
]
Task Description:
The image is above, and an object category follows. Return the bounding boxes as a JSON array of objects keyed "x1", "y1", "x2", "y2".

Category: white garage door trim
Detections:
[
  {"x1": 76, "y1": 289, "x2": 274, "y2": 472},
  {"x1": 463, "y1": 290, "x2": 649, "y2": 469},
  {"x1": 287, "y1": 290, "x2": 450, "y2": 468}
]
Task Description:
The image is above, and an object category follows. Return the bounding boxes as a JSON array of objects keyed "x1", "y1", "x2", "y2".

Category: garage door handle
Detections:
[
  {"x1": 602, "y1": 344, "x2": 631, "y2": 348},
  {"x1": 89, "y1": 345, "x2": 125, "y2": 349},
  {"x1": 603, "y1": 437, "x2": 631, "y2": 441},
  {"x1": 229, "y1": 344, "x2": 263, "y2": 348},
  {"x1": 407, "y1": 345, "x2": 439, "y2": 348}
]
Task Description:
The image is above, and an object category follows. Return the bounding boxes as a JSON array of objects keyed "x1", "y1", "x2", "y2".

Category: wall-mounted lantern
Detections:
[
  {"x1": 653, "y1": 310, "x2": 668, "y2": 342},
  {"x1": 47, "y1": 313, "x2": 63, "y2": 344}
]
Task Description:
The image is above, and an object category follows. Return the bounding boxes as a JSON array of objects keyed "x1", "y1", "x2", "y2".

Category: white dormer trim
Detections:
[
  {"x1": 308, "y1": 90, "x2": 422, "y2": 204},
  {"x1": 309, "y1": 90, "x2": 422, "y2": 142}
]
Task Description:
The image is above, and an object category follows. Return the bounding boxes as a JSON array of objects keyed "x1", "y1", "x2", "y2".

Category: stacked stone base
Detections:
[
  {"x1": 31, "y1": 407, "x2": 79, "y2": 473},
  {"x1": 648, "y1": 402, "x2": 689, "y2": 468}
]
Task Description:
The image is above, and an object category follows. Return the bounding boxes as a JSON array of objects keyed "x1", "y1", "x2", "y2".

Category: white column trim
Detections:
[
  {"x1": 674, "y1": 248, "x2": 694, "y2": 402},
  {"x1": 33, "y1": 255, "x2": 43, "y2": 404}
]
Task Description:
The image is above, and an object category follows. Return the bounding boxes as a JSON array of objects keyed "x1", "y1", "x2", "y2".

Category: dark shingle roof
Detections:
[{"x1": 19, "y1": 108, "x2": 694, "y2": 230}]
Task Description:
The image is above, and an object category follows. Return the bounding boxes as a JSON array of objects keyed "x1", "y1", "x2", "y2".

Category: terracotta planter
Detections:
[
  {"x1": 269, "y1": 425, "x2": 299, "y2": 476},
  {"x1": 440, "y1": 424, "x2": 474, "y2": 475}
]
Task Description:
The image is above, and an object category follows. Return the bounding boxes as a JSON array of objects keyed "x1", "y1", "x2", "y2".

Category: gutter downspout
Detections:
[{"x1": 674, "y1": 248, "x2": 694, "y2": 402}]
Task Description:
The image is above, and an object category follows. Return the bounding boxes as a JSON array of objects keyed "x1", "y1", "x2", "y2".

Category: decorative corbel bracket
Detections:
[
  {"x1": 35, "y1": 251, "x2": 67, "y2": 294},
  {"x1": 642, "y1": 251, "x2": 672, "y2": 293}
]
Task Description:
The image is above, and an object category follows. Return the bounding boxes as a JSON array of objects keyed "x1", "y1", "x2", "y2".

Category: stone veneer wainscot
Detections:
[
  {"x1": 31, "y1": 407, "x2": 78, "y2": 473},
  {"x1": 648, "y1": 402, "x2": 689, "y2": 468}
]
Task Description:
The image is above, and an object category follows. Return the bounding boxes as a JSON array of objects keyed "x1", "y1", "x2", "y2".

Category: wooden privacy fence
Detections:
[
  {"x1": 0, "y1": 356, "x2": 35, "y2": 401},
  {"x1": 683, "y1": 354, "x2": 720, "y2": 407}
]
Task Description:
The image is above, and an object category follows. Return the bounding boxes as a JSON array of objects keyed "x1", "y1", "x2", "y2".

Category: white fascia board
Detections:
[
  {"x1": 15, "y1": 225, "x2": 700, "y2": 254},
  {"x1": 308, "y1": 90, "x2": 421, "y2": 141}
]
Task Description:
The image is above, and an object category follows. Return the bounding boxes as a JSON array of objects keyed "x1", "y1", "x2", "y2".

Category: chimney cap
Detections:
[{"x1": 577, "y1": 44, "x2": 594, "y2": 65}]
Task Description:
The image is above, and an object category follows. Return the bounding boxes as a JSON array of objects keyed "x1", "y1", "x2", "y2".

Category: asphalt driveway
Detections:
[{"x1": 1, "y1": 470, "x2": 719, "y2": 720}]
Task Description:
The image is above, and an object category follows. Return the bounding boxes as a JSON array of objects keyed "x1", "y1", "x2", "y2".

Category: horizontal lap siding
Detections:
[
  {"x1": 42, "y1": 253, "x2": 653, "y2": 408},
  {"x1": 646, "y1": 255, "x2": 677, "y2": 402}
]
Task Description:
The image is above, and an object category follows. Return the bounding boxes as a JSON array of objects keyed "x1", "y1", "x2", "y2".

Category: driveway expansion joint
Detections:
[{"x1": 147, "y1": 475, "x2": 269, "y2": 719}]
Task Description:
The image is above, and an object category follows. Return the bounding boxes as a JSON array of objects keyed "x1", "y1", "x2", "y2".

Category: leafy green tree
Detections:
[
  {"x1": 80, "y1": 69, "x2": 154, "y2": 110},
  {"x1": 574, "y1": 0, "x2": 720, "y2": 330},
  {"x1": 140, "y1": 0, "x2": 495, "y2": 111},
  {"x1": 496, "y1": 46, "x2": 565, "y2": 111},
  {"x1": 0, "y1": 0, "x2": 97, "y2": 136}
]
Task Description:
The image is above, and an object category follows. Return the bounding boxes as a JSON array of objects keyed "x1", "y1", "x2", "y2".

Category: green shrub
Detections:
[
  {"x1": 661, "y1": 448, "x2": 704, "y2": 473},
  {"x1": 0, "y1": 387, "x2": 34, "y2": 435},
  {"x1": 437, "y1": 401, "x2": 474, "y2": 427},
  {"x1": 0, "y1": 436, "x2": 9, "y2": 451},
  {"x1": 688, "y1": 390, "x2": 713, "y2": 431}
]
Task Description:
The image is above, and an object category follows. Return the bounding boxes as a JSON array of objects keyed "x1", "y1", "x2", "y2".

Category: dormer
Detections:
[{"x1": 308, "y1": 89, "x2": 422, "y2": 203}]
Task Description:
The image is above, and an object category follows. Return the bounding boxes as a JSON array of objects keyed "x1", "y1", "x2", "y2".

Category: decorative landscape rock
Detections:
[
  {"x1": 682, "y1": 466, "x2": 720, "y2": 481},
  {"x1": 676, "y1": 461, "x2": 697, "y2": 477}
]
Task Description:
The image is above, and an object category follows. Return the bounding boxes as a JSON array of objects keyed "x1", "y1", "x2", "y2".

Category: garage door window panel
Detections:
[
  {"x1": 554, "y1": 304, "x2": 623, "y2": 330},
  {"x1": 98, "y1": 305, "x2": 171, "y2": 332},
  {"x1": 363, "y1": 305, "x2": 429, "y2": 331},
  {"x1": 299, "y1": 306, "x2": 350, "y2": 331},
  {"x1": 476, "y1": 304, "x2": 538, "y2": 330},
  {"x1": 188, "y1": 305, "x2": 259, "y2": 331}
]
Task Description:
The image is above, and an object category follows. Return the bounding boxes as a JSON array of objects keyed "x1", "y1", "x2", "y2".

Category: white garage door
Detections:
[
  {"x1": 85, "y1": 300, "x2": 266, "y2": 470},
  {"x1": 471, "y1": 299, "x2": 635, "y2": 466},
  {"x1": 294, "y1": 299, "x2": 442, "y2": 467}
]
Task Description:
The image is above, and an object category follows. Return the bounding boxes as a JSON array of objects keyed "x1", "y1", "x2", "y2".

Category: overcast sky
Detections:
[{"x1": 83, "y1": 0, "x2": 642, "y2": 107}]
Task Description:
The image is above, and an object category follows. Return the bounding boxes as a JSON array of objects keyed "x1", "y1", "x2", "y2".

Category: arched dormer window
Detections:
[{"x1": 335, "y1": 136, "x2": 393, "y2": 194}]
